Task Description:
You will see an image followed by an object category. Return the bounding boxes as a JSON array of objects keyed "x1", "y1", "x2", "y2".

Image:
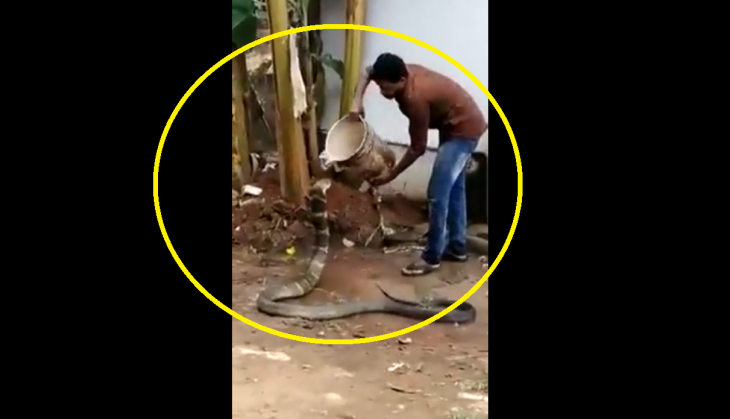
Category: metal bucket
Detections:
[{"x1": 319, "y1": 115, "x2": 396, "y2": 181}]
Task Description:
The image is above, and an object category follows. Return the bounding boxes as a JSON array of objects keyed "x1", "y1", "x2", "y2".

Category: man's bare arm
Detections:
[
  {"x1": 349, "y1": 65, "x2": 373, "y2": 114},
  {"x1": 389, "y1": 102, "x2": 429, "y2": 179}
]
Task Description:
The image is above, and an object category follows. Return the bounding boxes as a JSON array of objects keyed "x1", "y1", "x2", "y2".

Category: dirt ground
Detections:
[
  {"x1": 232, "y1": 243, "x2": 488, "y2": 419},
  {"x1": 232, "y1": 165, "x2": 488, "y2": 418},
  {"x1": 233, "y1": 164, "x2": 430, "y2": 253}
]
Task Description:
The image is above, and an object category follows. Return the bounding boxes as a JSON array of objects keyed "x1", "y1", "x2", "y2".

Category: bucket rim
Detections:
[{"x1": 324, "y1": 114, "x2": 369, "y2": 162}]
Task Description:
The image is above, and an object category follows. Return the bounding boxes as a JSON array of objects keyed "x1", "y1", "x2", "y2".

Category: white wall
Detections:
[{"x1": 319, "y1": 0, "x2": 489, "y2": 200}]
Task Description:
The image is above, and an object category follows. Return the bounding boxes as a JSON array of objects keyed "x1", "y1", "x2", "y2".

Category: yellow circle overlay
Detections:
[{"x1": 153, "y1": 24, "x2": 522, "y2": 345}]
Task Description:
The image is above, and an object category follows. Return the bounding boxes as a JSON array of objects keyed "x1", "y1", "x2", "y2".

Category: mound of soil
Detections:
[
  {"x1": 232, "y1": 168, "x2": 378, "y2": 253},
  {"x1": 232, "y1": 166, "x2": 429, "y2": 254}
]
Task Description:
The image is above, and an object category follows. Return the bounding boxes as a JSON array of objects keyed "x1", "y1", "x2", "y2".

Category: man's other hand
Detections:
[{"x1": 368, "y1": 170, "x2": 395, "y2": 187}]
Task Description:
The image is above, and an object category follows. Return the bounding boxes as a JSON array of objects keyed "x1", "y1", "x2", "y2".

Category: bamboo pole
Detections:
[
  {"x1": 339, "y1": 0, "x2": 367, "y2": 118},
  {"x1": 308, "y1": 0, "x2": 326, "y2": 129},
  {"x1": 267, "y1": 0, "x2": 311, "y2": 204},
  {"x1": 300, "y1": 6, "x2": 323, "y2": 178},
  {"x1": 232, "y1": 122, "x2": 245, "y2": 192},
  {"x1": 232, "y1": 49, "x2": 252, "y2": 191}
]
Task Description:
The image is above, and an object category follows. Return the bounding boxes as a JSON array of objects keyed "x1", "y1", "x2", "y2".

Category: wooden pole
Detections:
[
  {"x1": 267, "y1": 0, "x2": 311, "y2": 204},
  {"x1": 300, "y1": 5, "x2": 323, "y2": 178},
  {"x1": 232, "y1": 48, "x2": 252, "y2": 191},
  {"x1": 339, "y1": 0, "x2": 367, "y2": 118},
  {"x1": 308, "y1": 0, "x2": 327, "y2": 129}
]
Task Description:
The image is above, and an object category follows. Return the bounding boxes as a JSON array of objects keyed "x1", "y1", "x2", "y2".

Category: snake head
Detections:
[{"x1": 313, "y1": 178, "x2": 332, "y2": 194}]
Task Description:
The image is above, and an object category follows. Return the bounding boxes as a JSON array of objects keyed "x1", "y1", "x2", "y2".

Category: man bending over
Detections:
[{"x1": 349, "y1": 53, "x2": 487, "y2": 276}]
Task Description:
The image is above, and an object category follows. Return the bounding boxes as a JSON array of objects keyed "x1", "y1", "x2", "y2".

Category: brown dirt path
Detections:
[{"x1": 232, "y1": 246, "x2": 488, "y2": 419}]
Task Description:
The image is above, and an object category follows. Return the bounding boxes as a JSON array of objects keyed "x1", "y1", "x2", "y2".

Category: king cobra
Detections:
[{"x1": 256, "y1": 178, "x2": 477, "y2": 323}]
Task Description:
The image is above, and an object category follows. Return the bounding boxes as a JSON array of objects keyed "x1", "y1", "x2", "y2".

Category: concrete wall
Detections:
[{"x1": 319, "y1": 0, "x2": 488, "y2": 201}]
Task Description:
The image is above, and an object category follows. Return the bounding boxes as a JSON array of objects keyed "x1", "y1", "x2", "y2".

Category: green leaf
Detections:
[
  {"x1": 313, "y1": 53, "x2": 344, "y2": 80},
  {"x1": 232, "y1": 6, "x2": 258, "y2": 48},
  {"x1": 232, "y1": 0, "x2": 255, "y2": 13}
]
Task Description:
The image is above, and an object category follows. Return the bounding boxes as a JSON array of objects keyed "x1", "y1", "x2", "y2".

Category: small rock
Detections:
[
  {"x1": 317, "y1": 331, "x2": 325, "y2": 337},
  {"x1": 458, "y1": 392, "x2": 488, "y2": 401},
  {"x1": 397, "y1": 337, "x2": 412, "y2": 345},
  {"x1": 240, "y1": 197, "x2": 265, "y2": 208},
  {"x1": 242, "y1": 184, "x2": 262, "y2": 196},
  {"x1": 342, "y1": 238, "x2": 355, "y2": 248},
  {"x1": 323, "y1": 393, "x2": 344, "y2": 403},
  {"x1": 388, "y1": 362, "x2": 404, "y2": 372},
  {"x1": 333, "y1": 368, "x2": 354, "y2": 378}
]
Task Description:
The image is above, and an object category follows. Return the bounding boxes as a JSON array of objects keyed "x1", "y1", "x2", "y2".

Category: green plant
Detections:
[
  {"x1": 233, "y1": 0, "x2": 345, "y2": 135},
  {"x1": 250, "y1": 0, "x2": 344, "y2": 79},
  {"x1": 312, "y1": 52, "x2": 344, "y2": 79},
  {"x1": 232, "y1": 0, "x2": 258, "y2": 47}
]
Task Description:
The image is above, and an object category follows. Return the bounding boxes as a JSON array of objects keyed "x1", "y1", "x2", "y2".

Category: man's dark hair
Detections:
[{"x1": 371, "y1": 53, "x2": 408, "y2": 82}]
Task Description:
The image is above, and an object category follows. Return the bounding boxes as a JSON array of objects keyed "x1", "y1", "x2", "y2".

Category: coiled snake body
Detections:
[{"x1": 256, "y1": 179, "x2": 477, "y2": 323}]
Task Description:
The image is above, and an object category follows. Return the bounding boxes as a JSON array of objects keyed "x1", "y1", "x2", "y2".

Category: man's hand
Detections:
[
  {"x1": 346, "y1": 111, "x2": 363, "y2": 122},
  {"x1": 368, "y1": 170, "x2": 395, "y2": 187},
  {"x1": 347, "y1": 102, "x2": 364, "y2": 121}
]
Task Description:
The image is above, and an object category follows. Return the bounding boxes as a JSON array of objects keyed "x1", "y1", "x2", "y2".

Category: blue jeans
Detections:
[{"x1": 421, "y1": 139, "x2": 477, "y2": 265}]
